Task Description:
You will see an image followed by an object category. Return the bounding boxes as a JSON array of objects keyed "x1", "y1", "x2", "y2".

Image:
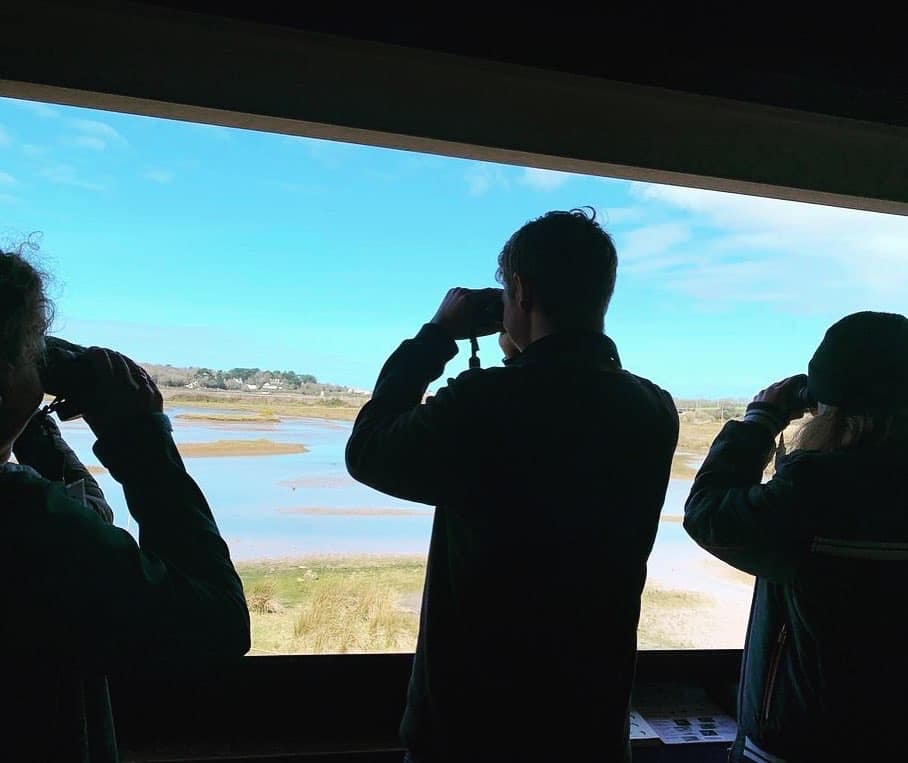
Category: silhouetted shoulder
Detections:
[{"x1": 615, "y1": 371, "x2": 679, "y2": 429}]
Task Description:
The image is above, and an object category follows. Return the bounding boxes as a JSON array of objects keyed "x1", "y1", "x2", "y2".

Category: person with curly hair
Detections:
[
  {"x1": 347, "y1": 210, "x2": 679, "y2": 762},
  {"x1": 0, "y1": 245, "x2": 250, "y2": 762}
]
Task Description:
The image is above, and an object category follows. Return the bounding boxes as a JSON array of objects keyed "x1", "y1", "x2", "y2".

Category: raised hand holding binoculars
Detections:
[
  {"x1": 39, "y1": 337, "x2": 163, "y2": 436},
  {"x1": 430, "y1": 287, "x2": 504, "y2": 341},
  {"x1": 752, "y1": 373, "x2": 817, "y2": 425}
]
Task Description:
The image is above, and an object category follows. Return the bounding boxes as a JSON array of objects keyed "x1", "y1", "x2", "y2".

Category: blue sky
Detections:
[{"x1": 2, "y1": 95, "x2": 907, "y2": 398}]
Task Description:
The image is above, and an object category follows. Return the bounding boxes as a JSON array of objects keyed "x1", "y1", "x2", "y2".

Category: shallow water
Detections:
[{"x1": 55, "y1": 409, "x2": 705, "y2": 564}]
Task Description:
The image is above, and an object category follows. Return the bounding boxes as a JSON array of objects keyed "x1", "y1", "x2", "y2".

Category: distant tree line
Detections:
[{"x1": 141, "y1": 363, "x2": 328, "y2": 392}]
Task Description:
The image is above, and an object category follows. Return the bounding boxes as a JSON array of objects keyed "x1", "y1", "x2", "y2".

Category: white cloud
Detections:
[
  {"x1": 10, "y1": 99, "x2": 60, "y2": 119},
  {"x1": 0, "y1": 125, "x2": 11, "y2": 147},
  {"x1": 466, "y1": 169, "x2": 492, "y2": 196},
  {"x1": 70, "y1": 119, "x2": 125, "y2": 140},
  {"x1": 39, "y1": 164, "x2": 106, "y2": 191},
  {"x1": 628, "y1": 182, "x2": 908, "y2": 312},
  {"x1": 463, "y1": 164, "x2": 575, "y2": 196},
  {"x1": 635, "y1": 183, "x2": 901, "y2": 242},
  {"x1": 599, "y1": 206, "x2": 645, "y2": 226},
  {"x1": 664, "y1": 259, "x2": 802, "y2": 307},
  {"x1": 0, "y1": 171, "x2": 15, "y2": 186},
  {"x1": 56, "y1": 119, "x2": 127, "y2": 152},
  {"x1": 518, "y1": 167, "x2": 574, "y2": 191},
  {"x1": 619, "y1": 222, "x2": 691, "y2": 269},
  {"x1": 69, "y1": 119, "x2": 127, "y2": 149},
  {"x1": 144, "y1": 169, "x2": 174, "y2": 183},
  {"x1": 70, "y1": 135, "x2": 108, "y2": 151},
  {"x1": 465, "y1": 164, "x2": 510, "y2": 196}
]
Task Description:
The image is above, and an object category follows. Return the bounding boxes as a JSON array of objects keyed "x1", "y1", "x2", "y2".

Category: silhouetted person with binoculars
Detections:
[
  {"x1": 347, "y1": 209, "x2": 679, "y2": 762},
  {"x1": 685, "y1": 311, "x2": 908, "y2": 763},
  {"x1": 0, "y1": 246, "x2": 250, "y2": 762}
]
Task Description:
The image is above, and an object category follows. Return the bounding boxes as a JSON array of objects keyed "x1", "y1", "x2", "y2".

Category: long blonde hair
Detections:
[{"x1": 795, "y1": 405, "x2": 908, "y2": 452}]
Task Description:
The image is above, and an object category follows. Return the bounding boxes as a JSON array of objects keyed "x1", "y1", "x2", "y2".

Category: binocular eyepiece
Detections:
[
  {"x1": 478, "y1": 291, "x2": 504, "y2": 327},
  {"x1": 39, "y1": 337, "x2": 92, "y2": 420}
]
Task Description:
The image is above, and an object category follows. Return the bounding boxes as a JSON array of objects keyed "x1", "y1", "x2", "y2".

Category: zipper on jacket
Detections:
[{"x1": 761, "y1": 623, "x2": 788, "y2": 724}]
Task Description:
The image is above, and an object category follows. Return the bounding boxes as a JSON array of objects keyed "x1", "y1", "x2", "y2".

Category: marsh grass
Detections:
[
  {"x1": 239, "y1": 556, "x2": 739, "y2": 655},
  {"x1": 637, "y1": 587, "x2": 714, "y2": 649},
  {"x1": 246, "y1": 580, "x2": 284, "y2": 614},
  {"x1": 239, "y1": 557, "x2": 425, "y2": 655}
]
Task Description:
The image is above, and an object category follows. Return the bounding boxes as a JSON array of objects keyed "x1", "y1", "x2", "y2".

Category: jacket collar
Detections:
[{"x1": 504, "y1": 331, "x2": 622, "y2": 369}]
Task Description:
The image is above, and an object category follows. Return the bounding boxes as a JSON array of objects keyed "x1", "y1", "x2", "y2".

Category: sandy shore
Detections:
[
  {"x1": 175, "y1": 412, "x2": 281, "y2": 427},
  {"x1": 642, "y1": 552, "x2": 754, "y2": 649},
  {"x1": 83, "y1": 438, "x2": 307, "y2": 475},
  {"x1": 277, "y1": 506, "x2": 433, "y2": 517},
  {"x1": 177, "y1": 439, "x2": 308, "y2": 458}
]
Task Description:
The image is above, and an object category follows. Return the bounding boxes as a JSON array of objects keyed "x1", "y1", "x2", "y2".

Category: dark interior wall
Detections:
[
  {"x1": 2, "y1": 1, "x2": 907, "y2": 215},
  {"x1": 109, "y1": 650, "x2": 743, "y2": 759}
]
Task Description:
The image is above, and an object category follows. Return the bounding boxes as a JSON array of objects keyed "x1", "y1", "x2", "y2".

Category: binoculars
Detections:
[
  {"x1": 477, "y1": 290, "x2": 504, "y2": 328},
  {"x1": 39, "y1": 337, "x2": 92, "y2": 420}
]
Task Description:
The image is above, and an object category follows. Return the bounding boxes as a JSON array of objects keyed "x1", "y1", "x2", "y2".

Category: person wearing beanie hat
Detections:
[
  {"x1": 808, "y1": 310, "x2": 908, "y2": 411},
  {"x1": 684, "y1": 310, "x2": 908, "y2": 763}
]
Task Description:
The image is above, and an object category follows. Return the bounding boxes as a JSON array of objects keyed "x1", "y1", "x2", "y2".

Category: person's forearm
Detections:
[
  {"x1": 683, "y1": 421, "x2": 805, "y2": 582},
  {"x1": 345, "y1": 324, "x2": 462, "y2": 504},
  {"x1": 95, "y1": 414, "x2": 212, "y2": 525},
  {"x1": 93, "y1": 413, "x2": 250, "y2": 655},
  {"x1": 689, "y1": 420, "x2": 776, "y2": 494},
  {"x1": 370, "y1": 323, "x2": 458, "y2": 405}
]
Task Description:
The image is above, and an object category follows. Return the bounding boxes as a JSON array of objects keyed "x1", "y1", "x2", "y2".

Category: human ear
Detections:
[{"x1": 514, "y1": 274, "x2": 532, "y2": 312}]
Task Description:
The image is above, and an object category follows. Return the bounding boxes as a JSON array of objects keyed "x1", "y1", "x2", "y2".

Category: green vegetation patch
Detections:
[{"x1": 238, "y1": 557, "x2": 426, "y2": 655}]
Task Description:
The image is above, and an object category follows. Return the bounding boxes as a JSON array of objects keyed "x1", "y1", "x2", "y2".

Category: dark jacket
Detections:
[
  {"x1": 684, "y1": 419, "x2": 908, "y2": 762},
  {"x1": 346, "y1": 324, "x2": 678, "y2": 762},
  {"x1": 1, "y1": 413, "x2": 250, "y2": 762}
]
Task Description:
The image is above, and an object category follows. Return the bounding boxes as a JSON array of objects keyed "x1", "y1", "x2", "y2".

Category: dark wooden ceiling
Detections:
[{"x1": 139, "y1": 1, "x2": 907, "y2": 127}]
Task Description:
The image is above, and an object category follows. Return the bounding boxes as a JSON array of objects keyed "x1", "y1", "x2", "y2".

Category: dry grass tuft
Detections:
[{"x1": 246, "y1": 580, "x2": 285, "y2": 614}]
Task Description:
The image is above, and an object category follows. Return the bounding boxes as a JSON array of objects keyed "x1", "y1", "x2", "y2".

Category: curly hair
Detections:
[
  {"x1": 0, "y1": 243, "x2": 53, "y2": 370},
  {"x1": 496, "y1": 207, "x2": 617, "y2": 330}
]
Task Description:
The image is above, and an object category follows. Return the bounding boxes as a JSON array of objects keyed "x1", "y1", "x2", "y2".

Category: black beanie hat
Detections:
[{"x1": 808, "y1": 311, "x2": 908, "y2": 410}]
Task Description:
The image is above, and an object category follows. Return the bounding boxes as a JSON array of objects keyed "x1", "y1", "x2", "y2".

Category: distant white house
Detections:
[
  {"x1": 262, "y1": 382, "x2": 280, "y2": 391},
  {"x1": 245, "y1": 384, "x2": 258, "y2": 391}
]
